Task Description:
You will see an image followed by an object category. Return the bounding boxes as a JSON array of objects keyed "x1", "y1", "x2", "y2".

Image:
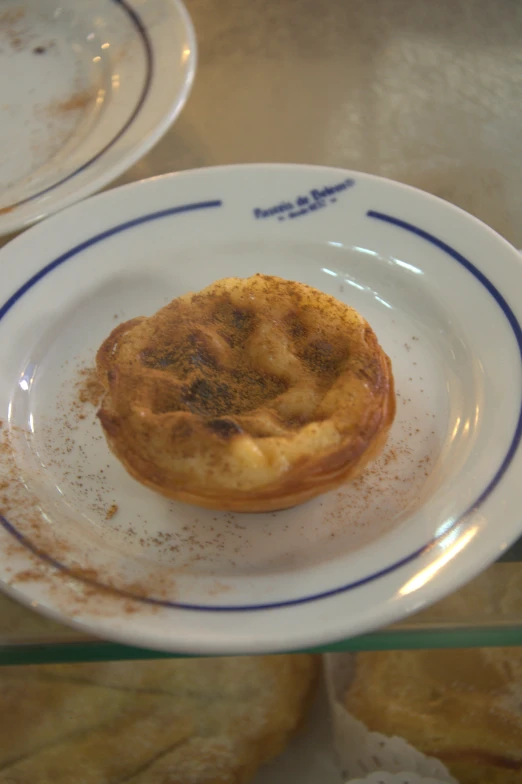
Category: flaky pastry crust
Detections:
[
  {"x1": 0, "y1": 655, "x2": 319, "y2": 783},
  {"x1": 344, "y1": 649, "x2": 522, "y2": 784},
  {"x1": 96, "y1": 274, "x2": 395, "y2": 511}
]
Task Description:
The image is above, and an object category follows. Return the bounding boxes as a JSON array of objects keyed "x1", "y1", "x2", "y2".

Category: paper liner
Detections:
[
  {"x1": 324, "y1": 653, "x2": 458, "y2": 783},
  {"x1": 349, "y1": 774, "x2": 454, "y2": 784}
]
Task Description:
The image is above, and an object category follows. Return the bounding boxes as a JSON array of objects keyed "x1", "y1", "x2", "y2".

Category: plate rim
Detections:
[{"x1": 0, "y1": 0, "x2": 197, "y2": 236}]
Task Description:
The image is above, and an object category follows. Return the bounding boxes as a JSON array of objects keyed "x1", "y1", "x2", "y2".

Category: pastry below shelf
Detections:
[
  {"x1": 0, "y1": 654, "x2": 319, "y2": 783},
  {"x1": 96, "y1": 274, "x2": 395, "y2": 512},
  {"x1": 344, "y1": 648, "x2": 522, "y2": 784}
]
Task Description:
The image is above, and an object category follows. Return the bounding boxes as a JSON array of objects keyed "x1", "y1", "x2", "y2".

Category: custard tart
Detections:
[{"x1": 96, "y1": 274, "x2": 395, "y2": 512}]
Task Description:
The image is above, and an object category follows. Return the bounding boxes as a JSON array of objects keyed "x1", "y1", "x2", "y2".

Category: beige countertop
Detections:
[{"x1": 115, "y1": 0, "x2": 522, "y2": 248}]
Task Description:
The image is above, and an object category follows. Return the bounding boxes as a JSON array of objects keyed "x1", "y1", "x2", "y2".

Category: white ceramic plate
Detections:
[
  {"x1": 1, "y1": 164, "x2": 522, "y2": 655},
  {"x1": 0, "y1": 0, "x2": 195, "y2": 235}
]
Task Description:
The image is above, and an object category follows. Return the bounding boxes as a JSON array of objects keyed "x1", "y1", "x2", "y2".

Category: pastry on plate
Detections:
[
  {"x1": 0, "y1": 654, "x2": 318, "y2": 783},
  {"x1": 97, "y1": 274, "x2": 395, "y2": 511},
  {"x1": 344, "y1": 648, "x2": 522, "y2": 784}
]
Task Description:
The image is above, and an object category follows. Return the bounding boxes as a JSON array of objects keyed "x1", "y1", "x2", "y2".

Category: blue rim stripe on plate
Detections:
[
  {"x1": 0, "y1": 202, "x2": 222, "y2": 322},
  {"x1": 7, "y1": 0, "x2": 154, "y2": 210},
  {"x1": 367, "y1": 210, "x2": 522, "y2": 510},
  {"x1": 1, "y1": 203, "x2": 521, "y2": 612}
]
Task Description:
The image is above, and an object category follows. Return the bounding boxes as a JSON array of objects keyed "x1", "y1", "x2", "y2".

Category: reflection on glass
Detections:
[
  {"x1": 344, "y1": 278, "x2": 365, "y2": 292},
  {"x1": 375, "y1": 295, "x2": 392, "y2": 309},
  {"x1": 393, "y1": 258, "x2": 423, "y2": 275},
  {"x1": 450, "y1": 416, "x2": 461, "y2": 443},
  {"x1": 399, "y1": 525, "x2": 479, "y2": 596},
  {"x1": 434, "y1": 516, "x2": 457, "y2": 539},
  {"x1": 353, "y1": 246, "x2": 378, "y2": 257}
]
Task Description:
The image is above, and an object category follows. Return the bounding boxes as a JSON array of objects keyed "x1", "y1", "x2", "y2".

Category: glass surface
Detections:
[
  {"x1": 0, "y1": 552, "x2": 522, "y2": 665},
  {"x1": 1, "y1": 0, "x2": 522, "y2": 664}
]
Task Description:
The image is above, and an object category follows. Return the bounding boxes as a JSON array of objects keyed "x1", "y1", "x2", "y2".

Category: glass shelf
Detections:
[
  {"x1": 1, "y1": 0, "x2": 522, "y2": 664},
  {"x1": 0, "y1": 545, "x2": 521, "y2": 666}
]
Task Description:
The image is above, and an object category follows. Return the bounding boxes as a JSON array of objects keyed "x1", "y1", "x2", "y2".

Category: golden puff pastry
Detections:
[
  {"x1": 0, "y1": 654, "x2": 318, "y2": 784},
  {"x1": 97, "y1": 274, "x2": 395, "y2": 511},
  {"x1": 344, "y1": 648, "x2": 522, "y2": 784}
]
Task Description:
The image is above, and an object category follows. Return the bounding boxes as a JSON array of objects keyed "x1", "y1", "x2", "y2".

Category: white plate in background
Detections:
[
  {"x1": 0, "y1": 164, "x2": 521, "y2": 654},
  {"x1": 0, "y1": 0, "x2": 196, "y2": 235}
]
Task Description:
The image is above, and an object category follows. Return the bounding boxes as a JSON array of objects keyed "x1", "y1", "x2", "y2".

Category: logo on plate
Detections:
[{"x1": 252, "y1": 178, "x2": 355, "y2": 222}]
